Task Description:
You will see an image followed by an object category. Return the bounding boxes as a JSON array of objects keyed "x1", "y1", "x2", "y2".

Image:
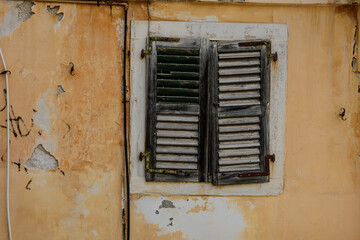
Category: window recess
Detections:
[{"x1": 142, "y1": 37, "x2": 276, "y2": 185}]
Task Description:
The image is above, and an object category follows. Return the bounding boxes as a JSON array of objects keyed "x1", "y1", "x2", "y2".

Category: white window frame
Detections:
[{"x1": 129, "y1": 20, "x2": 288, "y2": 196}]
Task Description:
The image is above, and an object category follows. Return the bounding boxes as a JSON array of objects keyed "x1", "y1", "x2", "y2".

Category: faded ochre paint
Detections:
[{"x1": 0, "y1": 1, "x2": 359, "y2": 240}]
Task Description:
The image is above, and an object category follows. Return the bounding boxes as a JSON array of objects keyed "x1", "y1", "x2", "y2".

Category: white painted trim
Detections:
[{"x1": 129, "y1": 21, "x2": 288, "y2": 196}]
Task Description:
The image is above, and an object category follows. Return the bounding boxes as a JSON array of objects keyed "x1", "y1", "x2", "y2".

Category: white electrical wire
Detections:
[{"x1": 0, "y1": 48, "x2": 12, "y2": 240}]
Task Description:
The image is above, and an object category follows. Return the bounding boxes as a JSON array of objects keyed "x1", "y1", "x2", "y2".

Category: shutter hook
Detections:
[
  {"x1": 339, "y1": 108, "x2": 346, "y2": 121},
  {"x1": 0, "y1": 70, "x2": 11, "y2": 75},
  {"x1": 69, "y1": 62, "x2": 75, "y2": 76}
]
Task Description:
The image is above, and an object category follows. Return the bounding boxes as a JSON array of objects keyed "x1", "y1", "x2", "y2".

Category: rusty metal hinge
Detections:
[
  {"x1": 263, "y1": 42, "x2": 278, "y2": 61},
  {"x1": 265, "y1": 154, "x2": 275, "y2": 162},
  {"x1": 141, "y1": 37, "x2": 180, "y2": 58},
  {"x1": 238, "y1": 41, "x2": 277, "y2": 61},
  {"x1": 139, "y1": 152, "x2": 178, "y2": 175}
]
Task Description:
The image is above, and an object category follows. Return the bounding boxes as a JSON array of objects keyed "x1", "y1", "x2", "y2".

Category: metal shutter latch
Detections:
[
  {"x1": 139, "y1": 152, "x2": 178, "y2": 175},
  {"x1": 237, "y1": 154, "x2": 275, "y2": 178}
]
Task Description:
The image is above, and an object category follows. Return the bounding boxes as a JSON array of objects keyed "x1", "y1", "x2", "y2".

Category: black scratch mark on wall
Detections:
[
  {"x1": 58, "y1": 168, "x2": 65, "y2": 176},
  {"x1": 0, "y1": 93, "x2": 34, "y2": 137},
  {"x1": 25, "y1": 178, "x2": 32, "y2": 190},
  {"x1": 12, "y1": 159, "x2": 21, "y2": 171},
  {"x1": 9, "y1": 105, "x2": 34, "y2": 137},
  {"x1": 0, "y1": 89, "x2": 6, "y2": 112},
  {"x1": 62, "y1": 121, "x2": 71, "y2": 139}
]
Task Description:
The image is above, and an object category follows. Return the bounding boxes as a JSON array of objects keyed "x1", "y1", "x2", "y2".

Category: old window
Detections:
[
  {"x1": 143, "y1": 38, "x2": 275, "y2": 186},
  {"x1": 130, "y1": 21, "x2": 287, "y2": 195}
]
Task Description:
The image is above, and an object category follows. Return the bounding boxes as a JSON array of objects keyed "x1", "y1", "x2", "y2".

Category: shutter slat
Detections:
[
  {"x1": 157, "y1": 88, "x2": 199, "y2": 97},
  {"x1": 218, "y1": 106, "x2": 261, "y2": 118},
  {"x1": 219, "y1": 76, "x2": 261, "y2": 84},
  {"x1": 219, "y1": 131, "x2": 260, "y2": 141},
  {"x1": 157, "y1": 114, "x2": 198, "y2": 122},
  {"x1": 157, "y1": 55, "x2": 200, "y2": 64},
  {"x1": 157, "y1": 122, "x2": 198, "y2": 131},
  {"x1": 156, "y1": 154, "x2": 198, "y2": 162},
  {"x1": 157, "y1": 48, "x2": 200, "y2": 56},
  {"x1": 219, "y1": 155, "x2": 260, "y2": 165},
  {"x1": 157, "y1": 80, "x2": 199, "y2": 89},
  {"x1": 219, "y1": 124, "x2": 260, "y2": 133},
  {"x1": 157, "y1": 138, "x2": 198, "y2": 146},
  {"x1": 156, "y1": 104, "x2": 199, "y2": 115},
  {"x1": 156, "y1": 162, "x2": 198, "y2": 170},
  {"x1": 157, "y1": 130, "x2": 198, "y2": 138},
  {"x1": 219, "y1": 83, "x2": 261, "y2": 92},
  {"x1": 219, "y1": 140, "x2": 260, "y2": 149},
  {"x1": 219, "y1": 59, "x2": 260, "y2": 68},
  {"x1": 219, "y1": 67, "x2": 260, "y2": 76},
  {"x1": 157, "y1": 96, "x2": 199, "y2": 103},
  {"x1": 219, "y1": 148, "x2": 260, "y2": 157},
  {"x1": 218, "y1": 52, "x2": 260, "y2": 59},
  {"x1": 219, "y1": 91, "x2": 260, "y2": 100},
  {"x1": 157, "y1": 146, "x2": 198, "y2": 154},
  {"x1": 219, "y1": 116, "x2": 260, "y2": 125},
  {"x1": 157, "y1": 63, "x2": 200, "y2": 72},
  {"x1": 219, "y1": 164, "x2": 260, "y2": 172},
  {"x1": 157, "y1": 72, "x2": 199, "y2": 80},
  {"x1": 219, "y1": 99, "x2": 260, "y2": 107}
]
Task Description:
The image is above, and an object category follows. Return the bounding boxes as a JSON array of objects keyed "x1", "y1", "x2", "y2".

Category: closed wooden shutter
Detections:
[
  {"x1": 210, "y1": 40, "x2": 271, "y2": 185},
  {"x1": 145, "y1": 39, "x2": 207, "y2": 182}
]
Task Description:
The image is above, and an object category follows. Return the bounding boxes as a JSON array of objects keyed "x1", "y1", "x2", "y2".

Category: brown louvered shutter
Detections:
[
  {"x1": 145, "y1": 39, "x2": 207, "y2": 182},
  {"x1": 210, "y1": 40, "x2": 271, "y2": 185}
]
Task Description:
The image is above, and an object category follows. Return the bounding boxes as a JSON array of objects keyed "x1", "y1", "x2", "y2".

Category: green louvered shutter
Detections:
[
  {"x1": 210, "y1": 40, "x2": 271, "y2": 185},
  {"x1": 145, "y1": 38, "x2": 207, "y2": 182}
]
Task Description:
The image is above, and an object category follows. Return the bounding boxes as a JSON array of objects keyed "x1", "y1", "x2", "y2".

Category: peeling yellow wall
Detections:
[
  {"x1": 0, "y1": 1, "x2": 359, "y2": 240},
  {"x1": 0, "y1": 2, "x2": 125, "y2": 239}
]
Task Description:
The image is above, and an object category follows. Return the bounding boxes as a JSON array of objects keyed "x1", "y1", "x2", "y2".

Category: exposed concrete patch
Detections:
[
  {"x1": 25, "y1": 144, "x2": 59, "y2": 170},
  {"x1": 0, "y1": 1, "x2": 35, "y2": 39},
  {"x1": 159, "y1": 200, "x2": 175, "y2": 209},
  {"x1": 135, "y1": 197, "x2": 247, "y2": 239},
  {"x1": 46, "y1": 5, "x2": 64, "y2": 32},
  {"x1": 17, "y1": 1, "x2": 35, "y2": 22},
  {"x1": 46, "y1": 5, "x2": 64, "y2": 22}
]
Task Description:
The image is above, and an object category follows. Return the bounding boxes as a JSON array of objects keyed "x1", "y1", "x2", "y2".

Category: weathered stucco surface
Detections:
[
  {"x1": 0, "y1": 2, "x2": 125, "y2": 239},
  {"x1": 0, "y1": 1, "x2": 360, "y2": 240}
]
